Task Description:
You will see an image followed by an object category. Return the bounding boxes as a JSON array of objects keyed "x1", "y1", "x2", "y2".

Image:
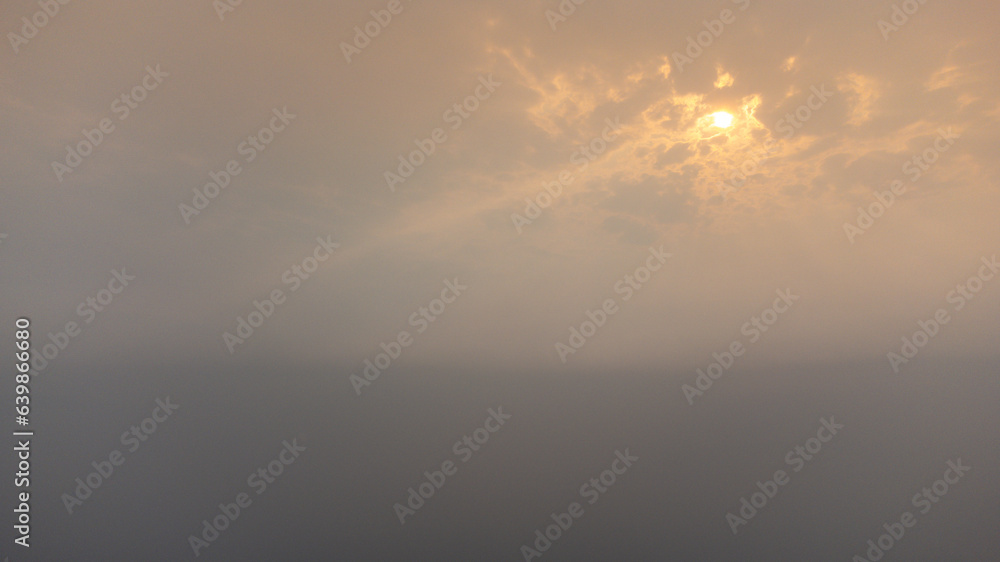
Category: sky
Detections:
[{"x1": 1, "y1": 0, "x2": 998, "y2": 560}]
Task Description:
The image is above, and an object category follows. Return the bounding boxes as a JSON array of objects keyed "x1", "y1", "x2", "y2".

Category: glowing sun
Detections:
[{"x1": 711, "y1": 111, "x2": 734, "y2": 128}]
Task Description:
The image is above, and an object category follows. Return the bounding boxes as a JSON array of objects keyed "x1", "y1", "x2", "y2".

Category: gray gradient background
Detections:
[{"x1": 1, "y1": 0, "x2": 998, "y2": 560}]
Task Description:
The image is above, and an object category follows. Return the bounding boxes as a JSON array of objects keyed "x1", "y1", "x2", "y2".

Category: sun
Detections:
[{"x1": 711, "y1": 111, "x2": 734, "y2": 128}]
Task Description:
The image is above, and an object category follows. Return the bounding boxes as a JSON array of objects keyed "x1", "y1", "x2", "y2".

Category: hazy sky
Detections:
[{"x1": 1, "y1": 0, "x2": 998, "y2": 560}]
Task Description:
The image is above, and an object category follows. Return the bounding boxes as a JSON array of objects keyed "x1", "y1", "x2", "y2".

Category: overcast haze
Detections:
[{"x1": 1, "y1": 0, "x2": 998, "y2": 560}]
